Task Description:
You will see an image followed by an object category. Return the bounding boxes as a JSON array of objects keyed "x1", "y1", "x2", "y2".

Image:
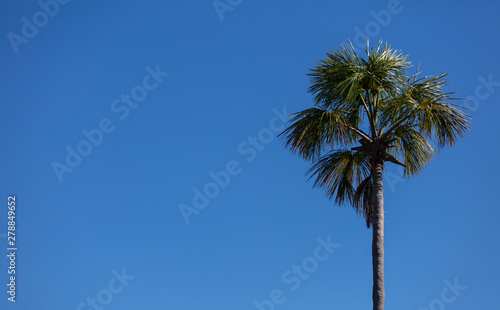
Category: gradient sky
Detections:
[{"x1": 1, "y1": 1, "x2": 499, "y2": 309}]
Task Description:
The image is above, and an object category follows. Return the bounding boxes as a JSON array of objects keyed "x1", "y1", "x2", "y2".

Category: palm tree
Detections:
[{"x1": 279, "y1": 41, "x2": 470, "y2": 310}]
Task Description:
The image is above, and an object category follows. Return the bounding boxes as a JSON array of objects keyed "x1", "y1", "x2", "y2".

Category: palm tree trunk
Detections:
[{"x1": 372, "y1": 161, "x2": 385, "y2": 310}]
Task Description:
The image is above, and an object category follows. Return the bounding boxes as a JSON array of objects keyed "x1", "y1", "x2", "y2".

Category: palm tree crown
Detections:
[{"x1": 280, "y1": 41, "x2": 469, "y2": 227}]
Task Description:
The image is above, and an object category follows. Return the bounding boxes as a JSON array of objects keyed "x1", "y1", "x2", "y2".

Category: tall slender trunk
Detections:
[{"x1": 372, "y1": 161, "x2": 385, "y2": 310}]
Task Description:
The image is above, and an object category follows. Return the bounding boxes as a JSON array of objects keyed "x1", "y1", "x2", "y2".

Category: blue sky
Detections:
[{"x1": 1, "y1": 0, "x2": 499, "y2": 309}]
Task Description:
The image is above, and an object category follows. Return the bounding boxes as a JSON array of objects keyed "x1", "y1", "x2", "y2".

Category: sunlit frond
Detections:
[
  {"x1": 379, "y1": 73, "x2": 471, "y2": 148},
  {"x1": 308, "y1": 41, "x2": 410, "y2": 110}
]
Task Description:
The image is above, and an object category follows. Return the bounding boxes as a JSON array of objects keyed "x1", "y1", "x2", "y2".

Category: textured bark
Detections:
[{"x1": 372, "y1": 161, "x2": 385, "y2": 310}]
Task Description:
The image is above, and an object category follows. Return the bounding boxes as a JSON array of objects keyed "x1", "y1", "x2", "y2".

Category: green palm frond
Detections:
[
  {"x1": 279, "y1": 107, "x2": 363, "y2": 161},
  {"x1": 306, "y1": 150, "x2": 370, "y2": 206},
  {"x1": 308, "y1": 41, "x2": 410, "y2": 110},
  {"x1": 364, "y1": 42, "x2": 410, "y2": 95},
  {"x1": 379, "y1": 73, "x2": 471, "y2": 147},
  {"x1": 386, "y1": 125, "x2": 436, "y2": 177}
]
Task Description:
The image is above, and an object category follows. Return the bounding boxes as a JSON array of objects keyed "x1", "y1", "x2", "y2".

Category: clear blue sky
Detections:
[{"x1": 1, "y1": 0, "x2": 499, "y2": 309}]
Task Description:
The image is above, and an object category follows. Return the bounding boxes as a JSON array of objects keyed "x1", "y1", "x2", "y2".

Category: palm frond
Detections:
[
  {"x1": 353, "y1": 176, "x2": 373, "y2": 227},
  {"x1": 308, "y1": 41, "x2": 411, "y2": 111},
  {"x1": 306, "y1": 150, "x2": 370, "y2": 206},
  {"x1": 364, "y1": 41, "x2": 410, "y2": 96},
  {"x1": 378, "y1": 73, "x2": 471, "y2": 148},
  {"x1": 308, "y1": 43, "x2": 366, "y2": 107},
  {"x1": 279, "y1": 107, "x2": 362, "y2": 161},
  {"x1": 386, "y1": 126, "x2": 436, "y2": 177}
]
